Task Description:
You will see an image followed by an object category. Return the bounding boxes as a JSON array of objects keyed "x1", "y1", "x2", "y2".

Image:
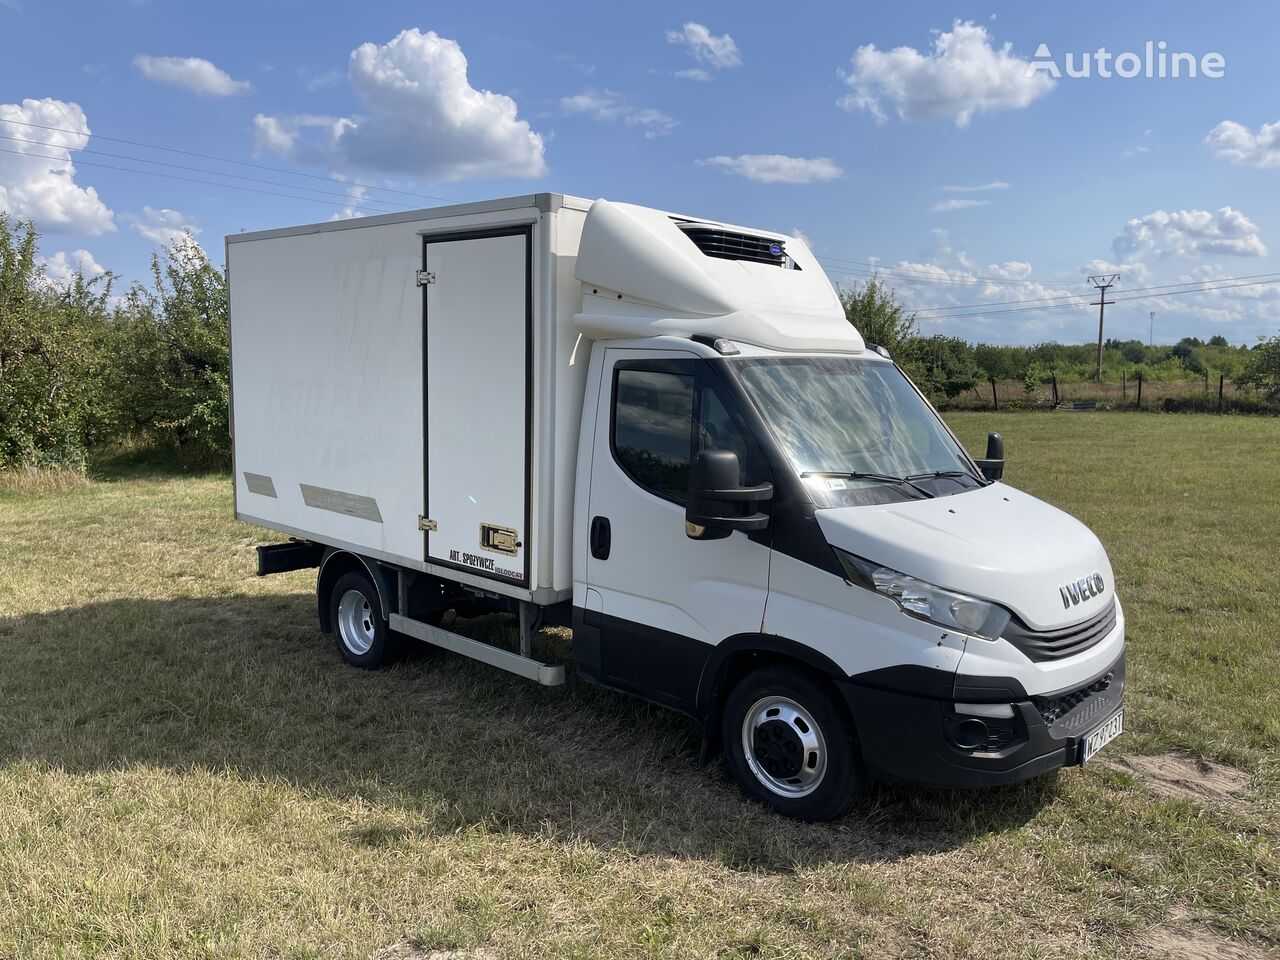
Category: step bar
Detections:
[{"x1": 388, "y1": 613, "x2": 566, "y2": 686}]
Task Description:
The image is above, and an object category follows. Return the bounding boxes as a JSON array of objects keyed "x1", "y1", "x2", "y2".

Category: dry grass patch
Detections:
[
  {"x1": 1107, "y1": 753, "x2": 1255, "y2": 813},
  {"x1": 0, "y1": 464, "x2": 88, "y2": 495},
  {"x1": 1142, "y1": 922, "x2": 1274, "y2": 960},
  {"x1": 1, "y1": 415, "x2": 1278, "y2": 959},
  {"x1": 376, "y1": 946, "x2": 498, "y2": 960}
]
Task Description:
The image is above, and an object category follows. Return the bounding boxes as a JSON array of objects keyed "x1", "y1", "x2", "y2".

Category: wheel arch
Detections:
[
  {"x1": 316, "y1": 548, "x2": 396, "y2": 633},
  {"x1": 695, "y1": 633, "x2": 853, "y2": 757}
]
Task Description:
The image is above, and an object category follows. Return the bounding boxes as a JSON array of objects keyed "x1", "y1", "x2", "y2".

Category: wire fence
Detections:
[{"x1": 939, "y1": 375, "x2": 1272, "y2": 414}]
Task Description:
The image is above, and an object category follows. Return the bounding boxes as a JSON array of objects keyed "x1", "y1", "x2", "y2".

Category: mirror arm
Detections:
[{"x1": 694, "y1": 481, "x2": 773, "y2": 502}]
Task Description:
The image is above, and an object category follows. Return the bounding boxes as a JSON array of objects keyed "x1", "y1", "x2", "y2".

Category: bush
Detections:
[
  {"x1": 110, "y1": 237, "x2": 230, "y2": 464},
  {"x1": 0, "y1": 216, "x2": 116, "y2": 469},
  {"x1": 1239, "y1": 336, "x2": 1280, "y2": 403}
]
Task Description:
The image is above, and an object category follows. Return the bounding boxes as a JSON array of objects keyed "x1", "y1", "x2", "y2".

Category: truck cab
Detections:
[{"x1": 571, "y1": 334, "x2": 1123, "y2": 819}]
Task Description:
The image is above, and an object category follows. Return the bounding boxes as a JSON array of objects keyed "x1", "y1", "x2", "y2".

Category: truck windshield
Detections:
[{"x1": 732, "y1": 356, "x2": 982, "y2": 507}]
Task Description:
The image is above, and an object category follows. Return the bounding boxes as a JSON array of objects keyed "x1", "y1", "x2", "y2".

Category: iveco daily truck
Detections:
[{"x1": 228, "y1": 194, "x2": 1125, "y2": 820}]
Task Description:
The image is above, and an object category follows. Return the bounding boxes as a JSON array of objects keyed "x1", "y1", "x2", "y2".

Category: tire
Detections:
[
  {"x1": 721, "y1": 665, "x2": 866, "y2": 821},
  {"x1": 328, "y1": 570, "x2": 399, "y2": 669}
]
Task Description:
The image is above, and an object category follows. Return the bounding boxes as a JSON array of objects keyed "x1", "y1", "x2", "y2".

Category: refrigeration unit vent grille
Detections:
[{"x1": 676, "y1": 224, "x2": 798, "y2": 269}]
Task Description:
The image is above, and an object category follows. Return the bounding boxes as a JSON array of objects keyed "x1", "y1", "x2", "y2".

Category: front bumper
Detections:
[{"x1": 838, "y1": 651, "x2": 1125, "y2": 789}]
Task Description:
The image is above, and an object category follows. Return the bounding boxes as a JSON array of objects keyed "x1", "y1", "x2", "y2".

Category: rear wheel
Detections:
[
  {"x1": 329, "y1": 570, "x2": 399, "y2": 669},
  {"x1": 722, "y1": 665, "x2": 866, "y2": 821}
]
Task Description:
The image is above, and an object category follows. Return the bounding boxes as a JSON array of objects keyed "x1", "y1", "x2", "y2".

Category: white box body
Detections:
[{"x1": 228, "y1": 194, "x2": 591, "y2": 603}]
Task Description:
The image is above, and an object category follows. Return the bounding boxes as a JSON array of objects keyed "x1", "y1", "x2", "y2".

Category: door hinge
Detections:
[
  {"x1": 416, "y1": 270, "x2": 436, "y2": 286},
  {"x1": 418, "y1": 516, "x2": 437, "y2": 532}
]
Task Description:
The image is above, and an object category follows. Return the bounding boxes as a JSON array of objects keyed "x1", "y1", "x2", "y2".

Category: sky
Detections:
[{"x1": 2, "y1": 0, "x2": 1279, "y2": 346}]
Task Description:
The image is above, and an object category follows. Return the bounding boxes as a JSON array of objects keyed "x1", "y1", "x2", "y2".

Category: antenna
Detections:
[
  {"x1": 1088, "y1": 274, "x2": 1119, "y2": 381},
  {"x1": 1149, "y1": 311, "x2": 1155, "y2": 346}
]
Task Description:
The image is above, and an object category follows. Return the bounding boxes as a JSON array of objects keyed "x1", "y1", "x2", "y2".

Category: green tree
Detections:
[
  {"x1": 111, "y1": 235, "x2": 229, "y2": 464},
  {"x1": 1240, "y1": 335, "x2": 1280, "y2": 402},
  {"x1": 839, "y1": 276, "x2": 918, "y2": 355},
  {"x1": 0, "y1": 215, "x2": 114, "y2": 468}
]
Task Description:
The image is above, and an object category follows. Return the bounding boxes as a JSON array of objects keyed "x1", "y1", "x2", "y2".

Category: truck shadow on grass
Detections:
[{"x1": 0, "y1": 593, "x2": 1060, "y2": 872}]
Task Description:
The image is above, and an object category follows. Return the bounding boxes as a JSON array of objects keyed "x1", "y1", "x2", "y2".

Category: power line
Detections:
[
  {"x1": 912, "y1": 271, "x2": 1280, "y2": 316},
  {"x1": 905, "y1": 277, "x2": 1280, "y2": 319},
  {"x1": 0, "y1": 146, "x2": 412, "y2": 216},
  {"x1": 817, "y1": 254, "x2": 1082, "y2": 286},
  {"x1": 0, "y1": 133, "x2": 409, "y2": 211},
  {"x1": 821, "y1": 262, "x2": 1056, "y2": 288},
  {"x1": 913, "y1": 290, "x2": 1090, "y2": 313},
  {"x1": 0, "y1": 116, "x2": 457, "y2": 205},
  {"x1": 1088, "y1": 274, "x2": 1119, "y2": 381}
]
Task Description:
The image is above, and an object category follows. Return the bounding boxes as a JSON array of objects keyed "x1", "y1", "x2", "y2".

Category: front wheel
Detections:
[{"x1": 721, "y1": 666, "x2": 866, "y2": 821}]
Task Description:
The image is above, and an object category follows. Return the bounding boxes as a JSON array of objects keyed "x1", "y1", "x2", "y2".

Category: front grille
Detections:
[
  {"x1": 1035, "y1": 672, "x2": 1114, "y2": 725},
  {"x1": 677, "y1": 225, "x2": 796, "y2": 268},
  {"x1": 1002, "y1": 599, "x2": 1117, "y2": 662}
]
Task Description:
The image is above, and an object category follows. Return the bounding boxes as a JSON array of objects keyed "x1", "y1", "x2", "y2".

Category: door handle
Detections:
[{"x1": 590, "y1": 516, "x2": 611, "y2": 560}]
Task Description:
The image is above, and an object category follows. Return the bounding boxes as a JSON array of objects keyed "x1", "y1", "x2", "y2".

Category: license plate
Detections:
[{"x1": 1081, "y1": 710, "x2": 1124, "y2": 763}]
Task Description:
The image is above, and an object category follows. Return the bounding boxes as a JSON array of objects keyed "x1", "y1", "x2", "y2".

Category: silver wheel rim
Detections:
[
  {"x1": 742, "y1": 695, "x2": 828, "y2": 798},
  {"x1": 337, "y1": 589, "x2": 375, "y2": 656}
]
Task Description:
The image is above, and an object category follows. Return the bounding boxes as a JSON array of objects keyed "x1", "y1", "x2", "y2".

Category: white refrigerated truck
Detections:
[{"x1": 228, "y1": 194, "x2": 1125, "y2": 820}]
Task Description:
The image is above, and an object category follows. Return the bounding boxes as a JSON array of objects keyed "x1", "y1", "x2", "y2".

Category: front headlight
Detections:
[{"x1": 835, "y1": 549, "x2": 1011, "y2": 640}]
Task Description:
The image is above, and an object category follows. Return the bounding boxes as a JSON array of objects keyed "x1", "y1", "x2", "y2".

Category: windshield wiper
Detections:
[
  {"x1": 800, "y1": 471, "x2": 936, "y2": 499},
  {"x1": 906, "y1": 469, "x2": 986, "y2": 487}
]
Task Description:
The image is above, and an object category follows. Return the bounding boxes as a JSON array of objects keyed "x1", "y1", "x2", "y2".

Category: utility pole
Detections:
[
  {"x1": 1149, "y1": 311, "x2": 1155, "y2": 347},
  {"x1": 1088, "y1": 274, "x2": 1118, "y2": 382}
]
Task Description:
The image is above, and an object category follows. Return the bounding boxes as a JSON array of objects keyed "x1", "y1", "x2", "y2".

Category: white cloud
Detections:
[
  {"x1": 561, "y1": 89, "x2": 677, "y2": 139},
  {"x1": 790, "y1": 227, "x2": 813, "y2": 250},
  {"x1": 942, "y1": 181, "x2": 1008, "y2": 192},
  {"x1": 330, "y1": 182, "x2": 367, "y2": 221},
  {"x1": 839, "y1": 21, "x2": 1053, "y2": 127},
  {"x1": 40, "y1": 248, "x2": 105, "y2": 286},
  {"x1": 840, "y1": 229, "x2": 1278, "y2": 344},
  {"x1": 675, "y1": 68, "x2": 711, "y2": 82},
  {"x1": 255, "y1": 29, "x2": 547, "y2": 180},
  {"x1": 853, "y1": 233, "x2": 1087, "y2": 341},
  {"x1": 252, "y1": 114, "x2": 352, "y2": 167},
  {"x1": 0, "y1": 98, "x2": 115, "y2": 234},
  {"x1": 700, "y1": 154, "x2": 843, "y2": 184},
  {"x1": 301, "y1": 68, "x2": 342, "y2": 92},
  {"x1": 133, "y1": 55, "x2": 251, "y2": 96},
  {"x1": 930, "y1": 198, "x2": 989, "y2": 213},
  {"x1": 666, "y1": 22, "x2": 741, "y2": 70},
  {"x1": 1081, "y1": 258, "x2": 1151, "y2": 287},
  {"x1": 1204, "y1": 119, "x2": 1280, "y2": 169},
  {"x1": 1112, "y1": 207, "x2": 1267, "y2": 261},
  {"x1": 128, "y1": 205, "x2": 200, "y2": 248}
]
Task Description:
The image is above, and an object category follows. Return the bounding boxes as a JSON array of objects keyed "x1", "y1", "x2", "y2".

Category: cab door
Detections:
[{"x1": 581, "y1": 347, "x2": 772, "y2": 711}]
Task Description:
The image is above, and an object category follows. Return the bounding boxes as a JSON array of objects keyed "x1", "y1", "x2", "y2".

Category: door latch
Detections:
[
  {"x1": 416, "y1": 270, "x2": 436, "y2": 286},
  {"x1": 418, "y1": 516, "x2": 438, "y2": 532}
]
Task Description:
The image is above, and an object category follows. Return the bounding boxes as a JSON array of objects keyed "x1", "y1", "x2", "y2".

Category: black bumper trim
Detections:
[{"x1": 839, "y1": 652, "x2": 1125, "y2": 789}]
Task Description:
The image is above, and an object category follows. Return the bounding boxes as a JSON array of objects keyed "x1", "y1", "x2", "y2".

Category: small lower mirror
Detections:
[{"x1": 975, "y1": 431, "x2": 1004, "y2": 481}]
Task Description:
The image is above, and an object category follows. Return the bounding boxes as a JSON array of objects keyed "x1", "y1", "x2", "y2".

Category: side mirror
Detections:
[
  {"x1": 975, "y1": 431, "x2": 1004, "y2": 482},
  {"x1": 685, "y1": 449, "x2": 773, "y2": 540}
]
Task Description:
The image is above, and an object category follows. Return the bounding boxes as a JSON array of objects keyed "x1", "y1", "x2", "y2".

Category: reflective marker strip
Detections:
[
  {"x1": 243, "y1": 472, "x2": 277, "y2": 498},
  {"x1": 299, "y1": 483, "x2": 383, "y2": 523},
  {"x1": 953, "y1": 702, "x2": 1016, "y2": 719}
]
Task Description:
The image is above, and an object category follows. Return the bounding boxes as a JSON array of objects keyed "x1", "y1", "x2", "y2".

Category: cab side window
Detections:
[
  {"x1": 613, "y1": 368, "x2": 695, "y2": 503},
  {"x1": 697, "y1": 385, "x2": 753, "y2": 486}
]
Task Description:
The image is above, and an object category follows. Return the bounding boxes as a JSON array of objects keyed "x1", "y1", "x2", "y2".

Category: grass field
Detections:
[{"x1": 1, "y1": 412, "x2": 1277, "y2": 959}]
